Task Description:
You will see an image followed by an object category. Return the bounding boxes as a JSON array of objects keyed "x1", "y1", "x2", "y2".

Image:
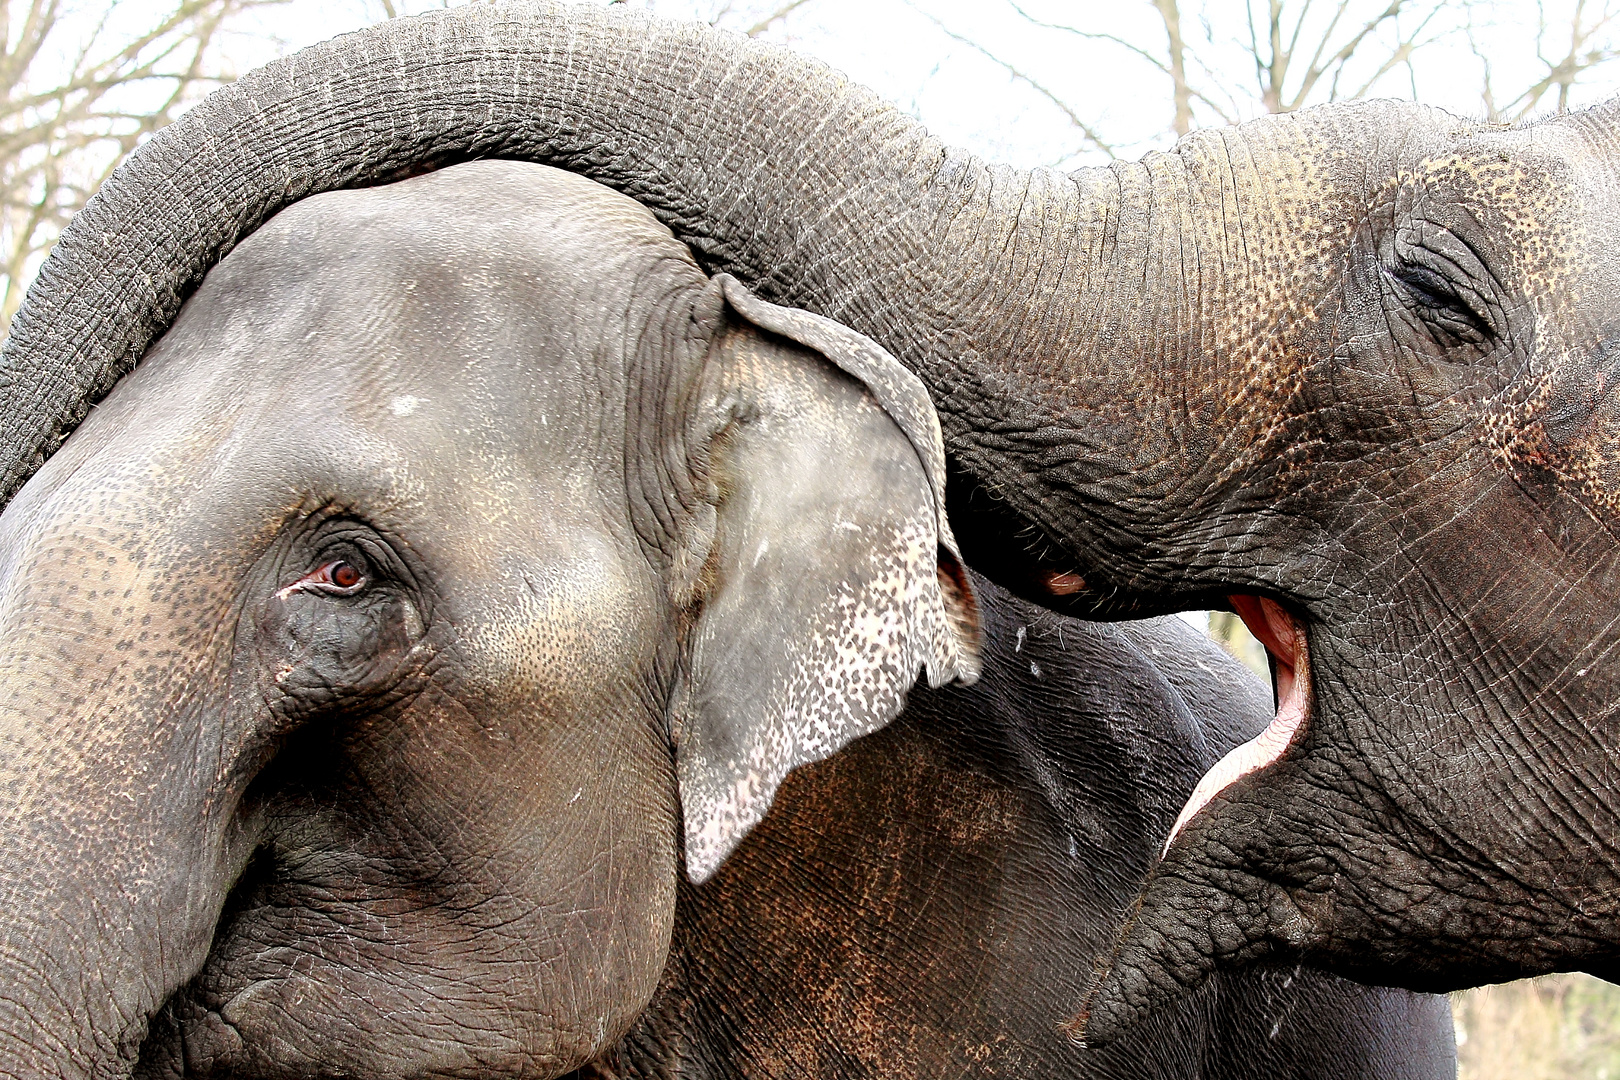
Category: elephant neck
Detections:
[
  {"x1": 581, "y1": 583, "x2": 1209, "y2": 1079},
  {"x1": 602, "y1": 709, "x2": 1129, "y2": 1077}
]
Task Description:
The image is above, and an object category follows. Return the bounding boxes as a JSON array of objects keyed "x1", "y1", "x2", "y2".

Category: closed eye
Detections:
[{"x1": 1388, "y1": 264, "x2": 1495, "y2": 343}]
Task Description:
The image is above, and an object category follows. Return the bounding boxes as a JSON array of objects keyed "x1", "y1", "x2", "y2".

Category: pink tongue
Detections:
[{"x1": 1162, "y1": 597, "x2": 1307, "y2": 854}]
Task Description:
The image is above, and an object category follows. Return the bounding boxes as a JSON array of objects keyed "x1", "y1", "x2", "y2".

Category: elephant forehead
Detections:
[
  {"x1": 0, "y1": 172, "x2": 680, "y2": 543},
  {"x1": 154, "y1": 167, "x2": 707, "y2": 477},
  {"x1": 230, "y1": 157, "x2": 702, "y2": 327}
]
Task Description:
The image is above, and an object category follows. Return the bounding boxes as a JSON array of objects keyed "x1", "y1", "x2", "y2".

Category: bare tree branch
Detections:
[
  {"x1": 1154, "y1": 0, "x2": 1195, "y2": 134},
  {"x1": 742, "y1": 0, "x2": 812, "y2": 36},
  {"x1": 1012, "y1": 0, "x2": 1236, "y2": 131},
  {"x1": 907, "y1": 3, "x2": 1118, "y2": 158},
  {"x1": 1340, "y1": 3, "x2": 1447, "y2": 100},
  {"x1": 0, "y1": 0, "x2": 291, "y2": 328},
  {"x1": 1491, "y1": 0, "x2": 1620, "y2": 120},
  {"x1": 1007, "y1": 1, "x2": 1171, "y2": 74}
]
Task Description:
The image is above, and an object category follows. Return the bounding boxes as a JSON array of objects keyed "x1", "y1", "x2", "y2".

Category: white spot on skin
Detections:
[
  {"x1": 390, "y1": 395, "x2": 424, "y2": 416},
  {"x1": 1015, "y1": 625, "x2": 1026, "y2": 653},
  {"x1": 753, "y1": 538, "x2": 769, "y2": 568},
  {"x1": 834, "y1": 521, "x2": 861, "y2": 533},
  {"x1": 1029, "y1": 660, "x2": 1041, "y2": 677},
  {"x1": 402, "y1": 599, "x2": 424, "y2": 642},
  {"x1": 569, "y1": 788, "x2": 582, "y2": 805}
]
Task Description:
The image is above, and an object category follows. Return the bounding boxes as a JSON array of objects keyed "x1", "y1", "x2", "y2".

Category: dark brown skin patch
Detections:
[{"x1": 575, "y1": 577, "x2": 1456, "y2": 1080}]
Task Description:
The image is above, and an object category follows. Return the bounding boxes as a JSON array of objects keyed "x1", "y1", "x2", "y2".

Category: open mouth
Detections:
[{"x1": 1163, "y1": 596, "x2": 1312, "y2": 854}]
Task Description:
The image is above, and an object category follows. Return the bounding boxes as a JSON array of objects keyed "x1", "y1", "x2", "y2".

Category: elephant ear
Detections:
[{"x1": 669, "y1": 274, "x2": 981, "y2": 881}]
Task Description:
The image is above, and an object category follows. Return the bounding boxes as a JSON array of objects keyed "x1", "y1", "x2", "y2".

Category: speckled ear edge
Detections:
[
  {"x1": 714, "y1": 276, "x2": 982, "y2": 683},
  {"x1": 670, "y1": 278, "x2": 981, "y2": 882}
]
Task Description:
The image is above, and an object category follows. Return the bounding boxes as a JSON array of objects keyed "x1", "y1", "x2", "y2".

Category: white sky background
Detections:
[{"x1": 216, "y1": 0, "x2": 1620, "y2": 171}]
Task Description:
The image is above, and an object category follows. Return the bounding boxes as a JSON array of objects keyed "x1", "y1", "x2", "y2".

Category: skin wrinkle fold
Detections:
[{"x1": 0, "y1": 0, "x2": 1617, "y2": 1061}]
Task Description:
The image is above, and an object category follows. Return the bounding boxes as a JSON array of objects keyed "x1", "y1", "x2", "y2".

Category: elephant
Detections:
[
  {"x1": 587, "y1": 569, "x2": 1458, "y2": 1079},
  {"x1": 3, "y1": 0, "x2": 1619, "y2": 1051},
  {"x1": 5, "y1": 157, "x2": 979, "y2": 1078},
  {"x1": 0, "y1": 155, "x2": 1454, "y2": 1079}
]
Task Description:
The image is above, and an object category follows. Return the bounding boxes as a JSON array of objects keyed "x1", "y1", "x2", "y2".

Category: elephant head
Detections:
[
  {"x1": 7, "y1": 0, "x2": 1620, "y2": 1051},
  {"x1": 0, "y1": 158, "x2": 976, "y2": 1079}
]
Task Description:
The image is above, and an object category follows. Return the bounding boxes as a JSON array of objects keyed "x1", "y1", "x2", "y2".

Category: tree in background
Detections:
[
  {"x1": 901, "y1": 0, "x2": 1620, "y2": 163},
  {"x1": 1478, "y1": 0, "x2": 1620, "y2": 120},
  {"x1": 0, "y1": 0, "x2": 288, "y2": 323}
]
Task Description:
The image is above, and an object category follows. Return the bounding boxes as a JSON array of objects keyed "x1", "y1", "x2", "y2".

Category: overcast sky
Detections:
[{"x1": 227, "y1": 0, "x2": 1620, "y2": 171}]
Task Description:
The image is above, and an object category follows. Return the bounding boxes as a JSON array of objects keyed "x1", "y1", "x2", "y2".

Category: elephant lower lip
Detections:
[{"x1": 1162, "y1": 596, "x2": 1311, "y2": 853}]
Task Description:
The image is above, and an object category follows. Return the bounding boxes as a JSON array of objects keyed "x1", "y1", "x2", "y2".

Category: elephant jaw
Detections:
[{"x1": 1163, "y1": 596, "x2": 1311, "y2": 853}]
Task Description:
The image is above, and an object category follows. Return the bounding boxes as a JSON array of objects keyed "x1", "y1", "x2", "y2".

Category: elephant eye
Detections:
[
  {"x1": 279, "y1": 559, "x2": 368, "y2": 598},
  {"x1": 1388, "y1": 263, "x2": 1496, "y2": 345}
]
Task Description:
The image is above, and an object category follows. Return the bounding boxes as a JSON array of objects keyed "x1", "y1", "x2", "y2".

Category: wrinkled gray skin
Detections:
[
  {"x1": 598, "y1": 573, "x2": 1456, "y2": 1079},
  {"x1": 0, "y1": 158, "x2": 1451, "y2": 1080},
  {"x1": 0, "y1": 160, "x2": 983, "y2": 1079},
  {"x1": 4, "y1": 0, "x2": 1620, "y2": 1057}
]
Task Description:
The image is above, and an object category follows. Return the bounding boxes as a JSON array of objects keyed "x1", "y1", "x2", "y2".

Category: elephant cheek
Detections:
[
  {"x1": 164, "y1": 956, "x2": 608, "y2": 1078},
  {"x1": 158, "y1": 767, "x2": 684, "y2": 1077}
]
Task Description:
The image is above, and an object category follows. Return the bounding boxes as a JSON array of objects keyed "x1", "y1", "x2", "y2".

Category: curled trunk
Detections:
[{"x1": 1, "y1": 0, "x2": 1272, "y2": 609}]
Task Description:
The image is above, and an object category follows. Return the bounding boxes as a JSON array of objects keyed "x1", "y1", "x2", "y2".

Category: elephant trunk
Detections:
[
  {"x1": 0, "y1": 835, "x2": 230, "y2": 1080},
  {"x1": 0, "y1": 676, "x2": 245, "y2": 1080},
  {"x1": 0, "y1": 0, "x2": 1306, "y2": 605},
  {"x1": 0, "y1": 472, "x2": 254, "y2": 1078}
]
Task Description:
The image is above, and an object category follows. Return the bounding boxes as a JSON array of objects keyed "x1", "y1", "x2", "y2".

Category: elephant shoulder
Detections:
[
  {"x1": 1112, "y1": 616, "x2": 1275, "y2": 755},
  {"x1": 933, "y1": 577, "x2": 1273, "y2": 842}
]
